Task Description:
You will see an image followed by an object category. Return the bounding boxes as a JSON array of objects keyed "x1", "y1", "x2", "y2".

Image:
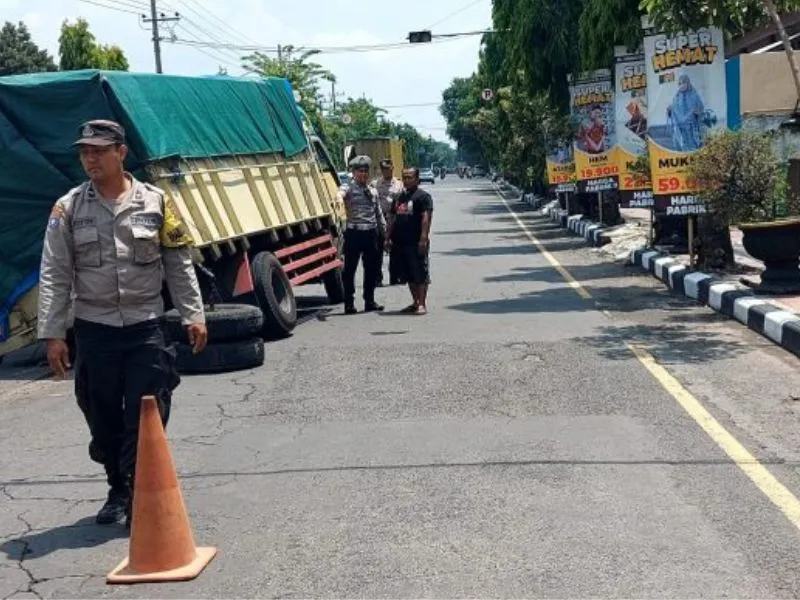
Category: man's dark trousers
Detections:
[
  {"x1": 74, "y1": 317, "x2": 179, "y2": 491},
  {"x1": 342, "y1": 228, "x2": 380, "y2": 307}
]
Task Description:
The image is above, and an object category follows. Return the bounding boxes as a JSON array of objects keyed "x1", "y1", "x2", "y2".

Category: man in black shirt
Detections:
[{"x1": 386, "y1": 167, "x2": 433, "y2": 315}]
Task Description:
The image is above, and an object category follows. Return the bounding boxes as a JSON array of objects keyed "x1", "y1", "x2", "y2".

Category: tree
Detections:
[
  {"x1": 59, "y1": 18, "x2": 129, "y2": 71},
  {"x1": 0, "y1": 21, "x2": 57, "y2": 76},
  {"x1": 579, "y1": 0, "x2": 644, "y2": 69},
  {"x1": 242, "y1": 46, "x2": 335, "y2": 133},
  {"x1": 642, "y1": 0, "x2": 800, "y2": 101}
]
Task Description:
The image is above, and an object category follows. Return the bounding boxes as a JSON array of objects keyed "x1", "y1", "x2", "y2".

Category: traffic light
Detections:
[{"x1": 408, "y1": 30, "x2": 433, "y2": 44}]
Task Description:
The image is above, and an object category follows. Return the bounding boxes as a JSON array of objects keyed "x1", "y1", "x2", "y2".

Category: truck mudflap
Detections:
[{"x1": 274, "y1": 233, "x2": 342, "y2": 286}]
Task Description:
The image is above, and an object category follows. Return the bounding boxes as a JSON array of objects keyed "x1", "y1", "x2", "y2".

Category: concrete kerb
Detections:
[
  {"x1": 545, "y1": 208, "x2": 612, "y2": 248},
  {"x1": 629, "y1": 247, "x2": 800, "y2": 359}
]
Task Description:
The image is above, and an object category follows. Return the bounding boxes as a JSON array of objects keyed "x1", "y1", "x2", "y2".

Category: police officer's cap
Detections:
[
  {"x1": 349, "y1": 155, "x2": 372, "y2": 169},
  {"x1": 379, "y1": 158, "x2": 393, "y2": 169},
  {"x1": 73, "y1": 120, "x2": 126, "y2": 147}
]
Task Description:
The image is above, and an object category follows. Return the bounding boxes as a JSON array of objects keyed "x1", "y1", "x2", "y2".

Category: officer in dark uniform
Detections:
[{"x1": 38, "y1": 120, "x2": 207, "y2": 527}]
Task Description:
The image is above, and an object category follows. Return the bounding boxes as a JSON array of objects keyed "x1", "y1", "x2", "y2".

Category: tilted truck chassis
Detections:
[{"x1": 150, "y1": 145, "x2": 346, "y2": 339}]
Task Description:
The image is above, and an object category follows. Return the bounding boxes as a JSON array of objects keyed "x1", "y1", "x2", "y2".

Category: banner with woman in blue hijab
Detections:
[{"x1": 643, "y1": 26, "x2": 726, "y2": 216}]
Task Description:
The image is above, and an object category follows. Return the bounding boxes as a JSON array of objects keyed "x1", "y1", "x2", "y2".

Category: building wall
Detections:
[{"x1": 740, "y1": 51, "x2": 800, "y2": 116}]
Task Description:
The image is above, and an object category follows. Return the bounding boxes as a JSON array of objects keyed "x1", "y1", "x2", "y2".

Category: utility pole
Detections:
[
  {"x1": 277, "y1": 44, "x2": 283, "y2": 65},
  {"x1": 143, "y1": 0, "x2": 180, "y2": 74}
]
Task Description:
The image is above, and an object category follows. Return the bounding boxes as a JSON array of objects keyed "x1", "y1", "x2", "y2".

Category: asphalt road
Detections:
[{"x1": 3, "y1": 178, "x2": 800, "y2": 598}]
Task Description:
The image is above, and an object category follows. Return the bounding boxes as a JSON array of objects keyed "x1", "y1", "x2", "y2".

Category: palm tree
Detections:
[{"x1": 242, "y1": 45, "x2": 336, "y2": 120}]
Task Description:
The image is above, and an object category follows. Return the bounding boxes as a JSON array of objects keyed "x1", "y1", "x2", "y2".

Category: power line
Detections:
[
  {"x1": 177, "y1": 0, "x2": 259, "y2": 46},
  {"x1": 426, "y1": 0, "x2": 486, "y2": 29},
  {"x1": 78, "y1": 0, "x2": 143, "y2": 15},
  {"x1": 167, "y1": 32, "x2": 484, "y2": 55},
  {"x1": 381, "y1": 102, "x2": 442, "y2": 109}
]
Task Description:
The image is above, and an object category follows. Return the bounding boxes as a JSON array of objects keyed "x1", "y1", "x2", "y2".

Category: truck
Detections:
[
  {"x1": 0, "y1": 70, "x2": 347, "y2": 368},
  {"x1": 343, "y1": 137, "x2": 404, "y2": 180}
]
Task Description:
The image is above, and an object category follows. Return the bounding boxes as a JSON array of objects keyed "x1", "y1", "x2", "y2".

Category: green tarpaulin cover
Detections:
[{"x1": 0, "y1": 70, "x2": 309, "y2": 342}]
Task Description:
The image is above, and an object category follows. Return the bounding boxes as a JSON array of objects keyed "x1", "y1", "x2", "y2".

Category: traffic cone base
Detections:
[
  {"x1": 106, "y1": 396, "x2": 218, "y2": 585},
  {"x1": 106, "y1": 546, "x2": 217, "y2": 584}
]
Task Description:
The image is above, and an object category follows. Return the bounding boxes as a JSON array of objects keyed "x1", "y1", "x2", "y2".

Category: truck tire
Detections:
[
  {"x1": 165, "y1": 304, "x2": 263, "y2": 344},
  {"x1": 322, "y1": 266, "x2": 345, "y2": 304},
  {"x1": 251, "y1": 251, "x2": 297, "y2": 339},
  {"x1": 175, "y1": 337, "x2": 265, "y2": 374}
]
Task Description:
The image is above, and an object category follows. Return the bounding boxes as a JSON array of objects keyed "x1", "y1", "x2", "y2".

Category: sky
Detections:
[{"x1": 2, "y1": 0, "x2": 492, "y2": 143}]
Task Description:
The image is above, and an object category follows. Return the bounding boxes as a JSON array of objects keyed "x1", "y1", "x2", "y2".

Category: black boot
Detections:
[
  {"x1": 344, "y1": 304, "x2": 357, "y2": 315},
  {"x1": 96, "y1": 485, "x2": 130, "y2": 525},
  {"x1": 364, "y1": 302, "x2": 384, "y2": 312}
]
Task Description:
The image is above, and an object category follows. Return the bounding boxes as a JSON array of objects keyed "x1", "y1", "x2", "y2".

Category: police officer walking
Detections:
[
  {"x1": 371, "y1": 158, "x2": 404, "y2": 286},
  {"x1": 38, "y1": 120, "x2": 207, "y2": 526},
  {"x1": 338, "y1": 155, "x2": 386, "y2": 315}
]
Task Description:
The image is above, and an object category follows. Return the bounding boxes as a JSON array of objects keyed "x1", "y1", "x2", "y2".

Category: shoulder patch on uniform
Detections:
[{"x1": 159, "y1": 196, "x2": 193, "y2": 248}]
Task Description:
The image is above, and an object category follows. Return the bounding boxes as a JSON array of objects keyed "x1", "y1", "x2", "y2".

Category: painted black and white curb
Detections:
[
  {"x1": 542, "y1": 204, "x2": 609, "y2": 248},
  {"x1": 631, "y1": 248, "x2": 800, "y2": 358}
]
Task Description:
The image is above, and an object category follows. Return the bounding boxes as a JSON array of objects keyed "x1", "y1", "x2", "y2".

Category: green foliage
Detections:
[
  {"x1": 242, "y1": 46, "x2": 334, "y2": 128},
  {"x1": 59, "y1": 19, "x2": 128, "y2": 71},
  {"x1": 0, "y1": 21, "x2": 57, "y2": 75},
  {"x1": 318, "y1": 97, "x2": 455, "y2": 172},
  {"x1": 640, "y1": 0, "x2": 797, "y2": 37},
  {"x1": 690, "y1": 130, "x2": 787, "y2": 223},
  {"x1": 579, "y1": 0, "x2": 644, "y2": 69},
  {"x1": 492, "y1": 0, "x2": 584, "y2": 110}
]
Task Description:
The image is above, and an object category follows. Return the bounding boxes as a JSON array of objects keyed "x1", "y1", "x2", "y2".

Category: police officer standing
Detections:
[
  {"x1": 38, "y1": 120, "x2": 207, "y2": 526},
  {"x1": 371, "y1": 158, "x2": 403, "y2": 286},
  {"x1": 338, "y1": 155, "x2": 386, "y2": 315}
]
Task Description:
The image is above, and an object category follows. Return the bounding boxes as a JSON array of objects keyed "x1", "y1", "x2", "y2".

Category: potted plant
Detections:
[{"x1": 690, "y1": 129, "x2": 800, "y2": 293}]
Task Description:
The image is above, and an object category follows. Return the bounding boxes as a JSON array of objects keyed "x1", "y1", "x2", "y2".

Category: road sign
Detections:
[
  {"x1": 341, "y1": 114, "x2": 352, "y2": 125},
  {"x1": 481, "y1": 88, "x2": 494, "y2": 101}
]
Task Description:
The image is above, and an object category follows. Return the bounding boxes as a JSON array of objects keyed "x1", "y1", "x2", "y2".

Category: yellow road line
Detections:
[
  {"x1": 495, "y1": 187, "x2": 800, "y2": 532},
  {"x1": 494, "y1": 192, "x2": 593, "y2": 300},
  {"x1": 628, "y1": 343, "x2": 800, "y2": 530}
]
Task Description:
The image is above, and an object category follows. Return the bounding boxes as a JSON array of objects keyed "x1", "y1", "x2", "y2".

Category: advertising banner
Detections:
[
  {"x1": 614, "y1": 47, "x2": 653, "y2": 209},
  {"x1": 643, "y1": 26, "x2": 726, "y2": 215},
  {"x1": 569, "y1": 69, "x2": 618, "y2": 194},
  {"x1": 546, "y1": 141, "x2": 576, "y2": 194}
]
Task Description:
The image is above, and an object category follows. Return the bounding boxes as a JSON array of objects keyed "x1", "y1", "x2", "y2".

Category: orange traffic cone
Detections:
[{"x1": 107, "y1": 396, "x2": 217, "y2": 584}]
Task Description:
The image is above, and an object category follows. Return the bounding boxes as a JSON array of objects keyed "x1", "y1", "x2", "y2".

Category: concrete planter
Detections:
[{"x1": 740, "y1": 218, "x2": 800, "y2": 293}]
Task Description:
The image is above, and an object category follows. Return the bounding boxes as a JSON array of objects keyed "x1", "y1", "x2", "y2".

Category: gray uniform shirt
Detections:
[
  {"x1": 38, "y1": 176, "x2": 205, "y2": 340},
  {"x1": 371, "y1": 176, "x2": 403, "y2": 218},
  {"x1": 337, "y1": 182, "x2": 386, "y2": 230}
]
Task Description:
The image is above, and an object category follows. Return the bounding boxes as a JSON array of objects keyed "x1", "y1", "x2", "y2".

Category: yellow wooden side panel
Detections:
[
  {"x1": 151, "y1": 152, "x2": 334, "y2": 248},
  {"x1": 390, "y1": 140, "x2": 405, "y2": 177},
  {"x1": 0, "y1": 286, "x2": 39, "y2": 357}
]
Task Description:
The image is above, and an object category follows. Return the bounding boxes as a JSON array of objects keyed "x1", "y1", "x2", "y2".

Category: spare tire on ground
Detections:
[
  {"x1": 251, "y1": 251, "x2": 297, "y2": 339},
  {"x1": 322, "y1": 266, "x2": 345, "y2": 304},
  {"x1": 165, "y1": 303, "x2": 263, "y2": 344},
  {"x1": 175, "y1": 337, "x2": 265, "y2": 374}
]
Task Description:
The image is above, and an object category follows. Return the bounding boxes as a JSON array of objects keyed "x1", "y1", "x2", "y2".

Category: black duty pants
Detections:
[
  {"x1": 343, "y1": 228, "x2": 380, "y2": 306},
  {"x1": 74, "y1": 318, "x2": 179, "y2": 489}
]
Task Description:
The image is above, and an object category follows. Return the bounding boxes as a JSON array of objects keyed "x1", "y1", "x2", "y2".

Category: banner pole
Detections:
[{"x1": 598, "y1": 191, "x2": 603, "y2": 224}]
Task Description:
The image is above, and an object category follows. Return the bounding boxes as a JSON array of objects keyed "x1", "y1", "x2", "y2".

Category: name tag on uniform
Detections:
[
  {"x1": 130, "y1": 212, "x2": 163, "y2": 229},
  {"x1": 407, "y1": 200, "x2": 414, "y2": 213},
  {"x1": 72, "y1": 217, "x2": 96, "y2": 229}
]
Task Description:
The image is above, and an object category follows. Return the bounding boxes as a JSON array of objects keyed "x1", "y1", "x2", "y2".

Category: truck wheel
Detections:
[
  {"x1": 175, "y1": 337, "x2": 265, "y2": 374},
  {"x1": 251, "y1": 251, "x2": 297, "y2": 339},
  {"x1": 165, "y1": 304, "x2": 263, "y2": 344},
  {"x1": 322, "y1": 266, "x2": 345, "y2": 304}
]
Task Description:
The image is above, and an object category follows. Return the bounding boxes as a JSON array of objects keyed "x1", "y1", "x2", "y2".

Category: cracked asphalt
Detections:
[{"x1": 3, "y1": 179, "x2": 800, "y2": 598}]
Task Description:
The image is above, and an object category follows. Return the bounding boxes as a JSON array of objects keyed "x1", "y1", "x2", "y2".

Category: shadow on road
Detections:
[
  {"x1": 484, "y1": 264, "x2": 638, "y2": 284},
  {"x1": 438, "y1": 245, "x2": 535, "y2": 258},
  {"x1": 0, "y1": 516, "x2": 127, "y2": 561},
  {"x1": 575, "y1": 323, "x2": 749, "y2": 363},
  {"x1": 448, "y1": 287, "x2": 589, "y2": 314}
]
